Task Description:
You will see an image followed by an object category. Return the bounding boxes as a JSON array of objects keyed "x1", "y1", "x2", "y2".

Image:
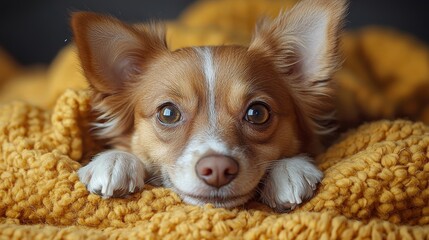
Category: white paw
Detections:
[
  {"x1": 260, "y1": 155, "x2": 323, "y2": 212},
  {"x1": 78, "y1": 150, "x2": 145, "y2": 198}
]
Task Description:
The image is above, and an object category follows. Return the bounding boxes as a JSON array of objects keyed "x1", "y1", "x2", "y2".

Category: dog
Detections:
[{"x1": 72, "y1": 0, "x2": 346, "y2": 212}]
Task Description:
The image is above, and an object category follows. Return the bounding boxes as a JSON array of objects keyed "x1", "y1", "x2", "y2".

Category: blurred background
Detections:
[{"x1": 1, "y1": 0, "x2": 428, "y2": 65}]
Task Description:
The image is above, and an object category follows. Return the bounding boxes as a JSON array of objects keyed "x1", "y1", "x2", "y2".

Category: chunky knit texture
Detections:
[
  {"x1": 0, "y1": 90, "x2": 428, "y2": 239},
  {"x1": 1, "y1": 0, "x2": 429, "y2": 238}
]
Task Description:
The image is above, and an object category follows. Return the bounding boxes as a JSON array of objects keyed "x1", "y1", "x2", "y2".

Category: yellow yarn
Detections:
[
  {"x1": 1, "y1": 0, "x2": 429, "y2": 238},
  {"x1": 0, "y1": 90, "x2": 428, "y2": 238}
]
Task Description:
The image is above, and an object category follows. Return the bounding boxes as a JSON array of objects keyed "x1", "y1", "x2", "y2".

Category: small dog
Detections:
[{"x1": 72, "y1": 0, "x2": 346, "y2": 212}]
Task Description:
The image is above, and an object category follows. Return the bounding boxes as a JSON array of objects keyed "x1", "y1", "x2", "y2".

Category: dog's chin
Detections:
[
  {"x1": 179, "y1": 192, "x2": 254, "y2": 208},
  {"x1": 171, "y1": 187, "x2": 255, "y2": 208},
  {"x1": 163, "y1": 172, "x2": 258, "y2": 208}
]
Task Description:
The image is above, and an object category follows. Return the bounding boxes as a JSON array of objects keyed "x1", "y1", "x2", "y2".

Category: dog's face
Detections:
[
  {"x1": 72, "y1": 0, "x2": 345, "y2": 207},
  {"x1": 129, "y1": 46, "x2": 302, "y2": 206}
]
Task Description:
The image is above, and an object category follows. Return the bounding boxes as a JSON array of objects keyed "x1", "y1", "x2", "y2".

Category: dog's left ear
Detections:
[
  {"x1": 249, "y1": 0, "x2": 346, "y2": 83},
  {"x1": 249, "y1": 0, "x2": 347, "y2": 151}
]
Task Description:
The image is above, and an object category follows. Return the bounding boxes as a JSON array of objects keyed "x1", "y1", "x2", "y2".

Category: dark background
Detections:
[{"x1": 1, "y1": 0, "x2": 428, "y2": 65}]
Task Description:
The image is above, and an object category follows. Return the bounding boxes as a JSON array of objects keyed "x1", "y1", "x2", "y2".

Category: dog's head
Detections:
[{"x1": 72, "y1": 0, "x2": 346, "y2": 207}]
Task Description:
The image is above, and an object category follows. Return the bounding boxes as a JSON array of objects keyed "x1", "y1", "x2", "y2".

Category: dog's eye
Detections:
[
  {"x1": 245, "y1": 103, "x2": 270, "y2": 125},
  {"x1": 157, "y1": 104, "x2": 181, "y2": 125}
]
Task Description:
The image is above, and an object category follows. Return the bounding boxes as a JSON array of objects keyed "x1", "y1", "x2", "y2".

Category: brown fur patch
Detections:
[
  {"x1": 131, "y1": 48, "x2": 207, "y2": 166},
  {"x1": 249, "y1": 0, "x2": 347, "y2": 154},
  {"x1": 72, "y1": 0, "x2": 347, "y2": 206}
]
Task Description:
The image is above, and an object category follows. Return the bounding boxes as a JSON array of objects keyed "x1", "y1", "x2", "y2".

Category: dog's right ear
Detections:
[
  {"x1": 71, "y1": 12, "x2": 167, "y2": 141},
  {"x1": 71, "y1": 12, "x2": 167, "y2": 94}
]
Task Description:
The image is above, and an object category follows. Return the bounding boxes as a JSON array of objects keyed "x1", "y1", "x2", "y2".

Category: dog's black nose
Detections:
[{"x1": 195, "y1": 155, "x2": 239, "y2": 188}]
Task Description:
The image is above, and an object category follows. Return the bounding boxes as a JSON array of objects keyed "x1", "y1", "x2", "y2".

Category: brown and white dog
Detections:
[{"x1": 72, "y1": 0, "x2": 346, "y2": 212}]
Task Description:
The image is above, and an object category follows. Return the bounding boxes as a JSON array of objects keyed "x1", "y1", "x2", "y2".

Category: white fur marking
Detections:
[
  {"x1": 78, "y1": 150, "x2": 145, "y2": 198},
  {"x1": 169, "y1": 135, "x2": 254, "y2": 207},
  {"x1": 196, "y1": 47, "x2": 217, "y2": 128},
  {"x1": 260, "y1": 155, "x2": 323, "y2": 212},
  {"x1": 173, "y1": 136, "x2": 229, "y2": 192}
]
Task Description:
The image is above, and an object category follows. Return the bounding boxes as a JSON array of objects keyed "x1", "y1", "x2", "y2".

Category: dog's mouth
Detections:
[
  {"x1": 161, "y1": 160, "x2": 262, "y2": 208},
  {"x1": 173, "y1": 188, "x2": 255, "y2": 208}
]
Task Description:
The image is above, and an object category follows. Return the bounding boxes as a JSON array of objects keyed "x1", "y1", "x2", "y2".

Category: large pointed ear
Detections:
[
  {"x1": 249, "y1": 0, "x2": 347, "y2": 150},
  {"x1": 71, "y1": 12, "x2": 167, "y2": 94},
  {"x1": 71, "y1": 12, "x2": 167, "y2": 141}
]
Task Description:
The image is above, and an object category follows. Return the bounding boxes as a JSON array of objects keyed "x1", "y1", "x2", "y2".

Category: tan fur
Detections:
[
  {"x1": 71, "y1": 12, "x2": 168, "y2": 146},
  {"x1": 249, "y1": 0, "x2": 347, "y2": 154},
  {"x1": 131, "y1": 49, "x2": 206, "y2": 168},
  {"x1": 214, "y1": 47, "x2": 301, "y2": 158},
  {"x1": 72, "y1": 0, "x2": 347, "y2": 209}
]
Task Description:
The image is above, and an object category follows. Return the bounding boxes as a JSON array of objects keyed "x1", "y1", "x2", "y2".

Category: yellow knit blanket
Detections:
[{"x1": 1, "y1": 0, "x2": 429, "y2": 239}]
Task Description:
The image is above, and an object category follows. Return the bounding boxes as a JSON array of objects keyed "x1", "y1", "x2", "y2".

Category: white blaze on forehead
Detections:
[{"x1": 195, "y1": 47, "x2": 217, "y2": 128}]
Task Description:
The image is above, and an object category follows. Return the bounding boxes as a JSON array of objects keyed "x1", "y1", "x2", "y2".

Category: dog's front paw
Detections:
[
  {"x1": 260, "y1": 155, "x2": 323, "y2": 212},
  {"x1": 78, "y1": 150, "x2": 145, "y2": 198}
]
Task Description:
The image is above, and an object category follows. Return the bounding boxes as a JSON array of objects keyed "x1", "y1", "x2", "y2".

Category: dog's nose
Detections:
[{"x1": 195, "y1": 155, "x2": 239, "y2": 188}]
